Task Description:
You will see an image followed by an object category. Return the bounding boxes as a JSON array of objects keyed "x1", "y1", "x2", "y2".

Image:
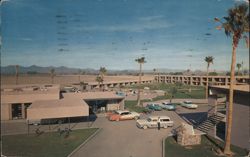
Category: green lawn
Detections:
[
  {"x1": 2, "y1": 128, "x2": 98, "y2": 157},
  {"x1": 125, "y1": 83, "x2": 206, "y2": 99},
  {"x1": 165, "y1": 135, "x2": 248, "y2": 157},
  {"x1": 124, "y1": 100, "x2": 146, "y2": 113}
]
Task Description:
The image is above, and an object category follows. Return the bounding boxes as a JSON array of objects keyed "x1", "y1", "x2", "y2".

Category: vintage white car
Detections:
[
  {"x1": 136, "y1": 116, "x2": 174, "y2": 129},
  {"x1": 108, "y1": 110, "x2": 140, "y2": 121},
  {"x1": 181, "y1": 101, "x2": 198, "y2": 109}
]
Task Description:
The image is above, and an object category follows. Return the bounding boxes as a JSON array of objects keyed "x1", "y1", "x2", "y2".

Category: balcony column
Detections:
[{"x1": 21, "y1": 103, "x2": 25, "y2": 119}]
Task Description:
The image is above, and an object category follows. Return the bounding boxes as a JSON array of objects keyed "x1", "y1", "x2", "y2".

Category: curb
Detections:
[
  {"x1": 162, "y1": 134, "x2": 174, "y2": 157},
  {"x1": 162, "y1": 137, "x2": 165, "y2": 157},
  {"x1": 67, "y1": 128, "x2": 102, "y2": 157}
]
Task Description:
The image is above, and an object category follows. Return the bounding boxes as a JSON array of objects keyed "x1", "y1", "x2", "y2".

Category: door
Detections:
[
  {"x1": 120, "y1": 112, "x2": 131, "y2": 120},
  {"x1": 160, "y1": 118, "x2": 170, "y2": 127},
  {"x1": 150, "y1": 119, "x2": 158, "y2": 128},
  {"x1": 11, "y1": 103, "x2": 22, "y2": 119}
]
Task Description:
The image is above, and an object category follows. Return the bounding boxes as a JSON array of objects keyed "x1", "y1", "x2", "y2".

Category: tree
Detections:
[
  {"x1": 205, "y1": 56, "x2": 214, "y2": 99},
  {"x1": 96, "y1": 75, "x2": 103, "y2": 91},
  {"x1": 99, "y1": 67, "x2": 107, "y2": 91},
  {"x1": 209, "y1": 72, "x2": 218, "y2": 76},
  {"x1": 153, "y1": 68, "x2": 156, "y2": 75},
  {"x1": 80, "y1": 81, "x2": 88, "y2": 92},
  {"x1": 15, "y1": 65, "x2": 19, "y2": 85},
  {"x1": 78, "y1": 69, "x2": 82, "y2": 83},
  {"x1": 50, "y1": 68, "x2": 55, "y2": 84},
  {"x1": 215, "y1": 3, "x2": 249, "y2": 155},
  {"x1": 236, "y1": 63, "x2": 242, "y2": 75},
  {"x1": 169, "y1": 86, "x2": 177, "y2": 103},
  {"x1": 135, "y1": 57, "x2": 146, "y2": 106}
]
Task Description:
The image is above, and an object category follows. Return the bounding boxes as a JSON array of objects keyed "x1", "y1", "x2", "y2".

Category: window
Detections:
[
  {"x1": 161, "y1": 119, "x2": 170, "y2": 122},
  {"x1": 121, "y1": 112, "x2": 130, "y2": 115}
]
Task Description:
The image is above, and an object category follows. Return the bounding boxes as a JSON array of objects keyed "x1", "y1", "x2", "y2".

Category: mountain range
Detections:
[{"x1": 1, "y1": 65, "x2": 223, "y2": 75}]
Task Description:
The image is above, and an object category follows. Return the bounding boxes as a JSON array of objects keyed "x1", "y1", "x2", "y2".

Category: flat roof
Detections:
[
  {"x1": 29, "y1": 98, "x2": 88, "y2": 109},
  {"x1": 1, "y1": 84, "x2": 60, "y2": 95},
  {"x1": 210, "y1": 85, "x2": 250, "y2": 93},
  {"x1": 62, "y1": 91, "x2": 125, "y2": 100},
  {"x1": 27, "y1": 98, "x2": 89, "y2": 120}
]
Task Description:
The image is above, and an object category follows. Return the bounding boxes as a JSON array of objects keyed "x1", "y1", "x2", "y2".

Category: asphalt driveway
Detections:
[{"x1": 71, "y1": 110, "x2": 186, "y2": 157}]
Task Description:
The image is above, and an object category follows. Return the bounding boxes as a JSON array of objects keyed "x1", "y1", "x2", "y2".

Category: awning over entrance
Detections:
[{"x1": 27, "y1": 98, "x2": 89, "y2": 122}]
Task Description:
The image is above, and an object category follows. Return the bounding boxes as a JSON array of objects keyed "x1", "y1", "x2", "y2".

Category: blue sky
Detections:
[{"x1": 1, "y1": 0, "x2": 249, "y2": 71}]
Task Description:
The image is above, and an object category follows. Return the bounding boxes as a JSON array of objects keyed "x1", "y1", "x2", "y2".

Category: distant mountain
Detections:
[
  {"x1": 1, "y1": 65, "x2": 227, "y2": 75},
  {"x1": 1, "y1": 65, "x2": 184, "y2": 75},
  {"x1": 0, "y1": 65, "x2": 98, "y2": 75}
]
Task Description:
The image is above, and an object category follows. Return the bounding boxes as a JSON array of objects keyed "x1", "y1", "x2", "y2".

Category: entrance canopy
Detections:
[{"x1": 27, "y1": 98, "x2": 89, "y2": 122}]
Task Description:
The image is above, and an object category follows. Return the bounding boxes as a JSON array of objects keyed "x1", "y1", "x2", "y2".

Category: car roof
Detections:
[
  {"x1": 184, "y1": 100, "x2": 192, "y2": 103},
  {"x1": 115, "y1": 110, "x2": 130, "y2": 114},
  {"x1": 149, "y1": 116, "x2": 170, "y2": 119}
]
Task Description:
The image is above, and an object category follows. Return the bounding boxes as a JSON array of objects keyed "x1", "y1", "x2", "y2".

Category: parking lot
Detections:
[{"x1": 71, "y1": 107, "x2": 195, "y2": 157}]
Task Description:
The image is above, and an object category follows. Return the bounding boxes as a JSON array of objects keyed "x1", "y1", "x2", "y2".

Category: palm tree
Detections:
[
  {"x1": 99, "y1": 67, "x2": 107, "y2": 91},
  {"x1": 78, "y1": 69, "x2": 82, "y2": 83},
  {"x1": 153, "y1": 68, "x2": 157, "y2": 82},
  {"x1": 169, "y1": 86, "x2": 177, "y2": 103},
  {"x1": 215, "y1": 3, "x2": 249, "y2": 155},
  {"x1": 236, "y1": 63, "x2": 242, "y2": 75},
  {"x1": 205, "y1": 56, "x2": 214, "y2": 99},
  {"x1": 15, "y1": 65, "x2": 19, "y2": 85},
  {"x1": 153, "y1": 68, "x2": 156, "y2": 75},
  {"x1": 135, "y1": 57, "x2": 146, "y2": 106},
  {"x1": 80, "y1": 81, "x2": 88, "y2": 92},
  {"x1": 50, "y1": 68, "x2": 55, "y2": 84},
  {"x1": 96, "y1": 75, "x2": 103, "y2": 91}
]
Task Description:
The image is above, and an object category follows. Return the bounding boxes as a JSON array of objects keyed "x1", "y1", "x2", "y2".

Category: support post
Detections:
[
  {"x1": 27, "y1": 120, "x2": 30, "y2": 135},
  {"x1": 68, "y1": 117, "x2": 70, "y2": 129}
]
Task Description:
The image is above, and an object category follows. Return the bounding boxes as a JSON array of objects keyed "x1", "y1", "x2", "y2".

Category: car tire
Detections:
[
  {"x1": 143, "y1": 125, "x2": 148, "y2": 129},
  {"x1": 134, "y1": 116, "x2": 139, "y2": 120}
]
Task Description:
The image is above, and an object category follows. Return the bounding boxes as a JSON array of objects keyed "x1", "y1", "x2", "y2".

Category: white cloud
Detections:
[
  {"x1": 77, "y1": 15, "x2": 172, "y2": 32},
  {"x1": 138, "y1": 15, "x2": 165, "y2": 21},
  {"x1": 0, "y1": 0, "x2": 10, "y2": 5},
  {"x1": 234, "y1": 0, "x2": 249, "y2": 3}
]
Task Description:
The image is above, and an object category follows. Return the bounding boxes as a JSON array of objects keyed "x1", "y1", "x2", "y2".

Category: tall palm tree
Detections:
[
  {"x1": 99, "y1": 67, "x2": 107, "y2": 91},
  {"x1": 153, "y1": 68, "x2": 157, "y2": 82},
  {"x1": 80, "y1": 81, "x2": 88, "y2": 92},
  {"x1": 78, "y1": 69, "x2": 82, "y2": 83},
  {"x1": 204, "y1": 56, "x2": 214, "y2": 99},
  {"x1": 15, "y1": 65, "x2": 19, "y2": 85},
  {"x1": 169, "y1": 86, "x2": 177, "y2": 103},
  {"x1": 236, "y1": 63, "x2": 242, "y2": 75},
  {"x1": 50, "y1": 68, "x2": 55, "y2": 84},
  {"x1": 135, "y1": 57, "x2": 146, "y2": 106},
  {"x1": 153, "y1": 68, "x2": 156, "y2": 75},
  {"x1": 215, "y1": 3, "x2": 249, "y2": 155},
  {"x1": 96, "y1": 75, "x2": 103, "y2": 91}
]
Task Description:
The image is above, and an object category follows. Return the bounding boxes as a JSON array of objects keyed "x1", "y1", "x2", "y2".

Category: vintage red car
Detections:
[{"x1": 108, "y1": 110, "x2": 140, "y2": 121}]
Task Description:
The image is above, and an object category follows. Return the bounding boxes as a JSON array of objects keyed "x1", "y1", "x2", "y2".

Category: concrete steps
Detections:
[{"x1": 196, "y1": 114, "x2": 224, "y2": 133}]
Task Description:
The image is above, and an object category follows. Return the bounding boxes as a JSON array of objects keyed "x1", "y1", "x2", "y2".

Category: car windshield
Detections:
[{"x1": 185, "y1": 101, "x2": 192, "y2": 104}]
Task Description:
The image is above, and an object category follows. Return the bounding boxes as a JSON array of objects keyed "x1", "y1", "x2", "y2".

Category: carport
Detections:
[{"x1": 27, "y1": 98, "x2": 89, "y2": 124}]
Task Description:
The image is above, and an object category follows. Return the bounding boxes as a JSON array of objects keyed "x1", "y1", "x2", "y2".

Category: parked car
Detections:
[
  {"x1": 136, "y1": 116, "x2": 174, "y2": 129},
  {"x1": 162, "y1": 101, "x2": 170, "y2": 105},
  {"x1": 108, "y1": 110, "x2": 140, "y2": 121},
  {"x1": 146, "y1": 103, "x2": 162, "y2": 111},
  {"x1": 181, "y1": 101, "x2": 198, "y2": 109},
  {"x1": 160, "y1": 103, "x2": 176, "y2": 111}
]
